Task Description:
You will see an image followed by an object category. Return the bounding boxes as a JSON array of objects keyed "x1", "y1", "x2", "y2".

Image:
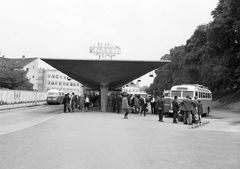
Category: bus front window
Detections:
[
  {"x1": 171, "y1": 91, "x2": 181, "y2": 97},
  {"x1": 182, "y1": 91, "x2": 194, "y2": 98}
]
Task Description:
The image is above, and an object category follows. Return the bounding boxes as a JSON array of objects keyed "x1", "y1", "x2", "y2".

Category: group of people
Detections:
[
  {"x1": 172, "y1": 95, "x2": 203, "y2": 125},
  {"x1": 63, "y1": 93, "x2": 92, "y2": 113},
  {"x1": 107, "y1": 92, "x2": 165, "y2": 120},
  {"x1": 63, "y1": 92, "x2": 203, "y2": 125},
  {"x1": 110, "y1": 92, "x2": 203, "y2": 124},
  {"x1": 107, "y1": 93, "x2": 151, "y2": 116}
]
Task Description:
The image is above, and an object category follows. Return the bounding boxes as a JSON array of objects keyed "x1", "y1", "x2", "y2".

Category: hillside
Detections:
[{"x1": 212, "y1": 90, "x2": 240, "y2": 112}]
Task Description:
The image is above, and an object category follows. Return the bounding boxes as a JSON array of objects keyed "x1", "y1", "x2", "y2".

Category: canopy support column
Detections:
[{"x1": 100, "y1": 83, "x2": 109, "y2": 112}]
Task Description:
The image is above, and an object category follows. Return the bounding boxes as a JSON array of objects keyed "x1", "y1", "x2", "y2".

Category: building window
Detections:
[
  {"x1": 56, "y1": 75, "x2": 58, "y2": 79},
  {"x1": 32, "y1": 76, "x2": 34, "y2": 78},
  {"x1": 63, "y1": 82, "x2": 66, "y2": 86},
  {"x1": 48, "y1": 74, "x2": 51, "y2": 78},
  {"x1": 51, "y1": 81, "x2": 54, "y2": 85},
  {"x1": 26, "y1": 68, "x2": 29, "y2": 72}
]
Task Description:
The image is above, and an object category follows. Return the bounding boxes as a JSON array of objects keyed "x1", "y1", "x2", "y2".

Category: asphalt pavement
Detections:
[{"x1": 0, "y1": 106, "x2": 239, "y2": 169}]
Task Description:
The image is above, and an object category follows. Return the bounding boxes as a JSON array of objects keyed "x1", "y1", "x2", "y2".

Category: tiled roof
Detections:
[{"x1": 0, "y1": 57, "x2": 37, "y2": 68}]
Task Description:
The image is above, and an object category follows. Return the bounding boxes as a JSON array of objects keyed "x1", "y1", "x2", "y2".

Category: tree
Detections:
[{"x1": 0, "y1": 66, "x2": 34, "y2": 90}]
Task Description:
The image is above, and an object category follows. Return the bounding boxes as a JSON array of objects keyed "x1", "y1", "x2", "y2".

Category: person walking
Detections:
[
  {"x1": 156, "y1": 95, "x2": 165, "y2": 122},
  {"x1": 172, "y1": 96, "x2": 179, "y2": 123},
  {"x1": 122, "y1": 92, "x2": 130, "y2": 119}
]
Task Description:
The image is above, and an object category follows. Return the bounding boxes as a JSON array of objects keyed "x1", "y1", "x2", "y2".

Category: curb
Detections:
[{"x1": 188, "y1": 121, "x2": 210, "y2": 129}]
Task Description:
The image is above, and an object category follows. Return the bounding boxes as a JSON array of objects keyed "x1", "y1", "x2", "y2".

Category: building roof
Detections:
[
  {"x1": 0, "y1": 57, "x2": 37, "y2": 68},
  {"x1": 41, "y1": 58, "x2": 170, "y2": 90}
]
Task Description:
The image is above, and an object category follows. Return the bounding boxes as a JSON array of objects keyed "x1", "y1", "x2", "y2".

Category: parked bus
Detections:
[
  {"x1": 164, "y1": 84, "x2": 212, "y2": 116},
  {"x1": 46, "y1": 89, "x2": 65, "y2": 104}
]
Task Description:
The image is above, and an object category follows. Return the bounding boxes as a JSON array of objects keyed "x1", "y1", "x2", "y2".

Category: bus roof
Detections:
[{"x1": 170, "y1": 84, "x2": 211, "y2": 93}]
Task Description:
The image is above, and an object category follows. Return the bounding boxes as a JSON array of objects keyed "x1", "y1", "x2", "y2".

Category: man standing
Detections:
[
  {"x1": 63, "y1": 94, "x2": 67, "y2": 113},
  {"x1": 172, "y1": 96, "x2": 179, "y2": 123},
  {"x1": 150, "y1": 96, "x2": 156, "y2": 114},
  {"x1": 112, "y1": 94, "x2": 117, "y2": 113},
  {"x1": 71, "y1": 92, "x2": 77, "y2": 112},
  {"x1": 156, "y1": 95, "x2": 165, "y2": 122},
  {"x1": 139, "y1": 95, "x2": 147, "y2": 116},
  {"x1": 122, "y1": 93, "x2": 130, "y2": 119},
  {"x1": 181, "y1": 95, "x2": 192, "y2": 125},
  {"x1": 116, "y1": 93, "x2": 122, "y2": 114},
  {"x1": 65, "y1": 93, "x2": 72, "y2": 113}
]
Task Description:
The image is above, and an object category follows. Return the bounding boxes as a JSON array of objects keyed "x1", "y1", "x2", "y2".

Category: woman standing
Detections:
[{"x1": 122, "y1": 93, "x2": 130, "y2": 119}]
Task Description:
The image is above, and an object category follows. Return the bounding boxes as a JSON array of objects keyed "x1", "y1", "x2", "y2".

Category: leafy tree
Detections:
[
  {"x1": 148, "y1": 0, "x2": 240, "y2": 94},
  {"x1": 0, "y1": 66, "x2": 34, "y2": 90},
  {"x1": 209, "y1": 0, "x2": 240, "y2": 89}
]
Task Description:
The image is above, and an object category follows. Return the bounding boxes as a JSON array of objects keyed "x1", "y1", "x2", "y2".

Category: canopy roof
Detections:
[{"x1": 41, "y1": 58, "x2": 170, "y2": 90}]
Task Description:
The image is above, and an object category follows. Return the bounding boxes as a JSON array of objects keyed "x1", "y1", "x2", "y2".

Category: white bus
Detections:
[
  {"x1": 164, "y1": 84, "x2": 212, "y2": 116},
  {"x1": 46, "y1": 89, "x2": 65, "y2": 104}
]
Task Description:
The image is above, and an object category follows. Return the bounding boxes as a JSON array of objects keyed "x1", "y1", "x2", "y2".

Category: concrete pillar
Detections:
[{"x1": 100, "y1": 83, "x2": 109, "y2": 112}]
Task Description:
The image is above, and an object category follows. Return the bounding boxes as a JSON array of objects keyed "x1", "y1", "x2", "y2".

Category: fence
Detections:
[{"x1": 0, "y1": 89, "x2": 47, "y2": 110}]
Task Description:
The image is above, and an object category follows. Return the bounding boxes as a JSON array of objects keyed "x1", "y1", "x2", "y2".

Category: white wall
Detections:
[
  {"x1": 23, "y1": 59, "x2": 39, "y2": 90},
  {"x1": 0, "y1": 89, "x2": 46, "y2": 110}
]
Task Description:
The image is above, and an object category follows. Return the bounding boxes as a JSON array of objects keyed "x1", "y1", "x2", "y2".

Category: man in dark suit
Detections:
[
  {"x1": 63, "y1": 94, "x2": 67, "y2": 113},
  {"x1": 181, "y1": 95, "x2": 192, "y2": 125},
  {"x1": 156, "y1": 95, "x2": 165, "y2": 122},
  {"x1": 172, "y1": 96, "x2": 179, "y2": 123},
  {"x1": 116, "y1": 93, "x2": 122, "y2": 114}
]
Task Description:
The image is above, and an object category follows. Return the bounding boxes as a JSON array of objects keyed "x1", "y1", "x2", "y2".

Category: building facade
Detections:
[
  {"x1": 38, "y1": 68, "x2": 83, "y2": 95},
  {"x1": 122, "y1": 82, "x2": 140, "y2": 93},
  {"x1": 0, "y1": 55, "x2": 39, "y2": 90}
]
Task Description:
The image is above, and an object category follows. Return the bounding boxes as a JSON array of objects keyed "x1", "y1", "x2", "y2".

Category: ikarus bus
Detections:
[{"x1": 164, "y1": 84, "x2": 212, "y2": 116}]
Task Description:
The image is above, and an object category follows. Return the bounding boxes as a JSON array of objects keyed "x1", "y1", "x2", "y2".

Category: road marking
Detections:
[{"x1": 0, "y1": 113, "x2": 62, "y2": 136}]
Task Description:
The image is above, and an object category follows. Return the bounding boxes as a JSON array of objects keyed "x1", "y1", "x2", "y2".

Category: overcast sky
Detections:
[{"x1": 0, "y1": 0, "x2": 219, "y2": 86}]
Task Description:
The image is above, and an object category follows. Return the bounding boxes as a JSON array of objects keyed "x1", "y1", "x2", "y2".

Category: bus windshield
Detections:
[
  {"x1": 171, "y1": 91, "x2": 181, "y2": 97},
  {"x1": 47, "y1": 92, "x2": 58, "y2": 96},
  {"x1": 182, "y1": 91, "x2": 194, "y2": 98}
]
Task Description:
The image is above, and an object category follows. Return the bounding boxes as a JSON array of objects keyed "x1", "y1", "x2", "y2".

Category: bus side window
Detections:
[
  {"x1": 195, "y1": 92, "x2": 198, "y2": 97},
  {"x1": 203, "y1": 93, "x2": 206, "y2": 98}
]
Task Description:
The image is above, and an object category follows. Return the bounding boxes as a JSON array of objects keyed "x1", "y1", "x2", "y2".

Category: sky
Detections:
[{"x1": 0, "y1": 0, "x2": 219, "y2": 87}]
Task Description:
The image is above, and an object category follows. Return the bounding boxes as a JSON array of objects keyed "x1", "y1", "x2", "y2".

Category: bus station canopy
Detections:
[{"x1": 41, "y1": 58, "x2": 170, "y2": 90}]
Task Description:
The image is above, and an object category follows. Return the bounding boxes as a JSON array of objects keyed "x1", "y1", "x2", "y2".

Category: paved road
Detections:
[{"x1": 0, "y1": 106, "x2": 239, "y2": 169}]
